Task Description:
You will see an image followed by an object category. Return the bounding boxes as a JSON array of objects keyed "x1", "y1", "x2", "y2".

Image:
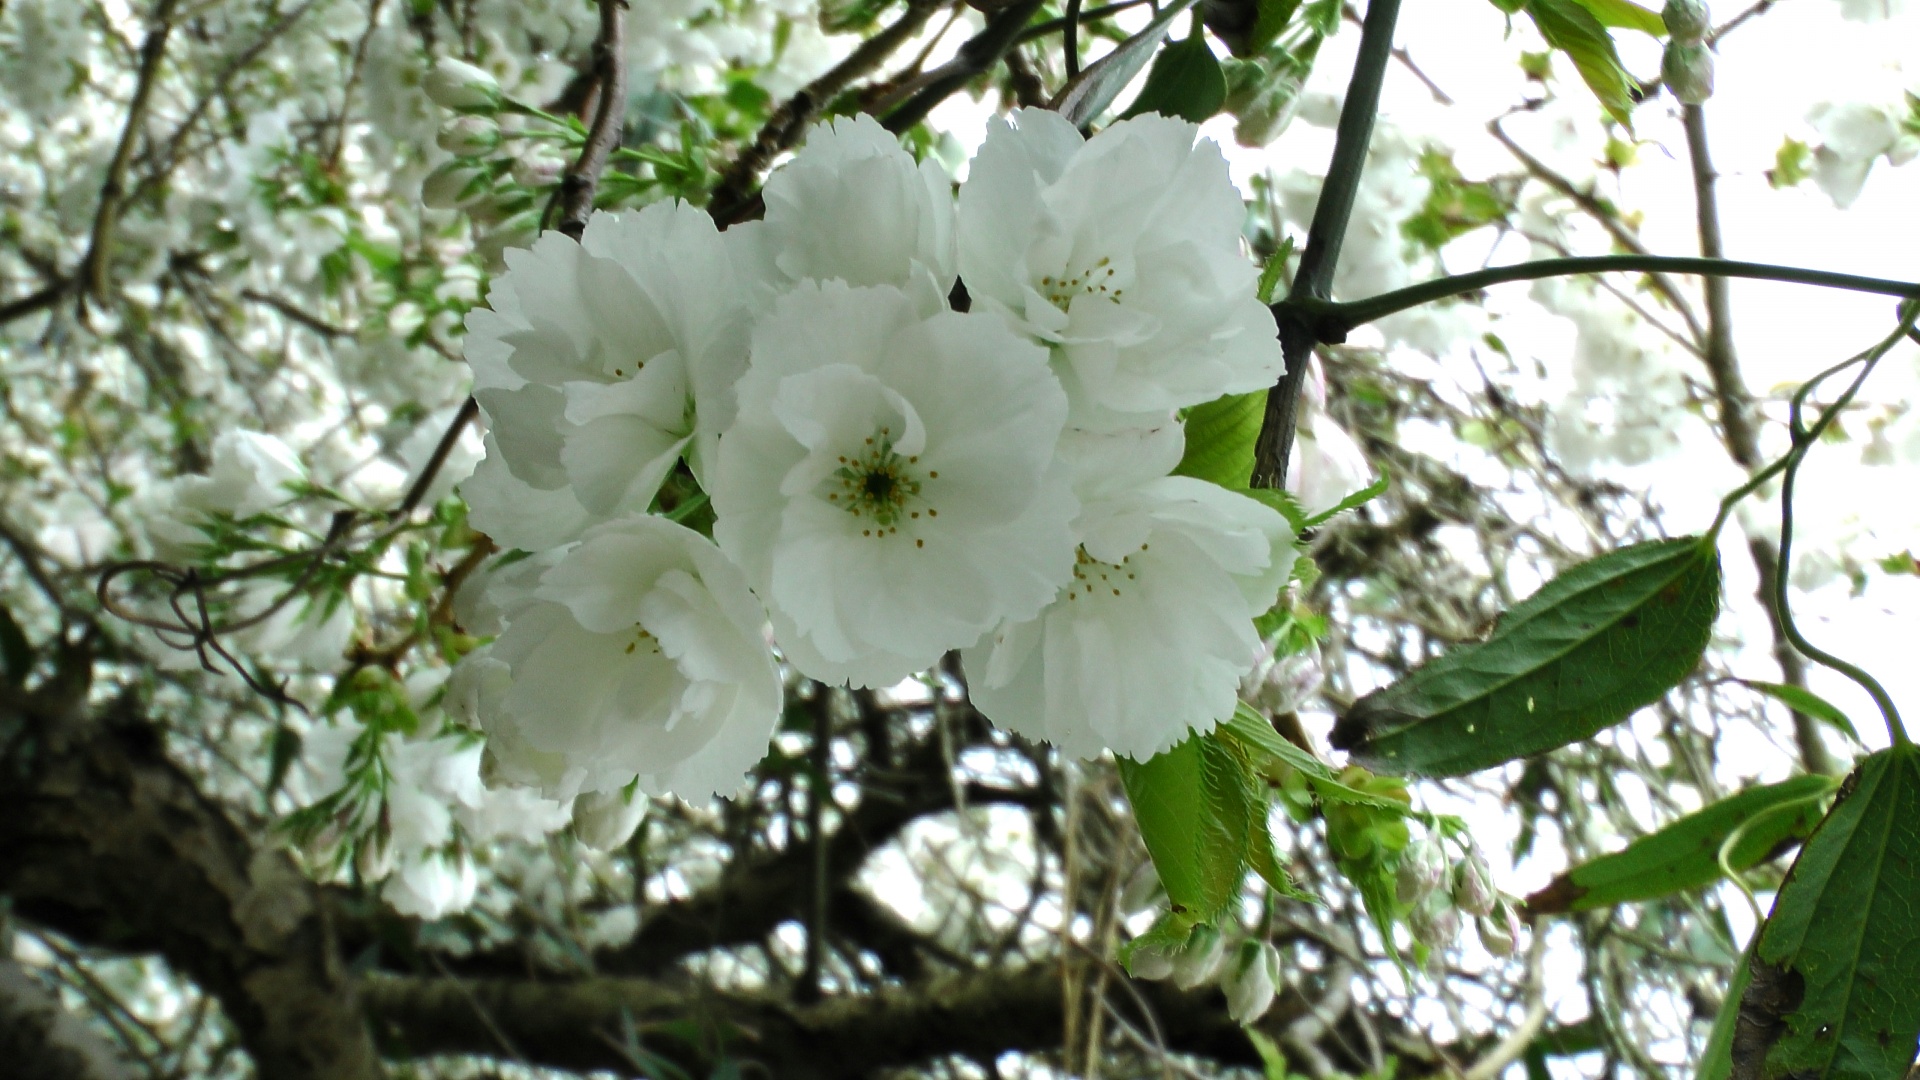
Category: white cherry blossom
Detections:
[
  {"x1": 734, "y1": 113, "x2": 957, "y2": 311},
  {"x1": 711, "y1": 280, "x2": 1076, "y2": 687},
  {"x1": 957, "y1": 109, "x2": 1284, "y2": 424},
  {"x1": 460, "y1": 203, "x2": 754, "y2": 551},
  {"x1": 454, "y1": 515, "x2": 782, "y2": 801},
  {"x1": 964, "y1": 478, "x2": 1297, "y2": 761}
]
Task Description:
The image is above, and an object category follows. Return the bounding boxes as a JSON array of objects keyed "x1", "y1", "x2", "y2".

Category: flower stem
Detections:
[{"x1": 1251, "y1": 0, "x2": 1404, "y2": 489}]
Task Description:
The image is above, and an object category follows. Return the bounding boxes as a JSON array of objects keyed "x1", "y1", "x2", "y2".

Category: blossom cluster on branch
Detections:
[{"x1": 450, "y1": 110, "x2": 1300, "y2": 802}]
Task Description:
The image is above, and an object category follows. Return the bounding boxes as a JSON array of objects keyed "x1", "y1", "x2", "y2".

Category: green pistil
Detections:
[{"x1": 829, "y1": 428, "x2": 933, "y2": 538}]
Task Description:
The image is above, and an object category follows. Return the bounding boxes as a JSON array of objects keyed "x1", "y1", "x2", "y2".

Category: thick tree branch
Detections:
[
  {"x1": 362, "y1": 961, "x2": 1267, "y2": 1078},
  {"x1": 1251, "y1": 0, "x2": 1403, "y2": 489},
  {"x1": 558, "y1": 0, "x2": 628, "y2": 241},
  {"x1": 0, "y1": 656, "x2": 381, "y2": 1080}
]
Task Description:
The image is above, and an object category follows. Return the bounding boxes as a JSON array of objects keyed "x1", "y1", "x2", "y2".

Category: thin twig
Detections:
[
  {"x1": 709, "y1": 0, "x2": 943, "y2": 224},
  {"x1": 131, "y1": 0, "x2": 325, "y2": 202},
  {"x1": 558, "y1": 0, "x2": 629, "y2": 240},
  {"x1": 1681, "y1": 103, "x2": 1833, "y2": 775},
  {"x1": 881, "y1": 0, "x2": 1046, "y2": 134},
  {"x1": 1489, "y1": 117, "x2": 1707, "y2": 349},
  {"x1": 78, "y1": 0, "x2": 185, "y2": 312},
  {"x1": 398, "y1": 397, "x2": 479, "y2": 516}
]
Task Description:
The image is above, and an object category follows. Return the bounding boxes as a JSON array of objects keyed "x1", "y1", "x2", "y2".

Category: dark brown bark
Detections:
[{"x1": 0, "y1": 655, "x2": 382, "y2": 1080}]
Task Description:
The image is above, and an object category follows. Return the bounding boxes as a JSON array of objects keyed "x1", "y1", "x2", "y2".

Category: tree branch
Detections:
[
  {"x1": 709, "y1": 0, "x2": 944, "y2": 225},
  {"x1": 362, "y1": 962, "x2": 1266, "y2": 1078},
  {"x1": 880, "y1": 0, "x2": 1046, "y2": 135},
  {"x1": 1281, "y1": 255, "x2": 1920, "y2": 341},
  {"x1": 558, "y1": 0, "x2": 628, "y2": 241},
  {"x1": 0, "y1": 655, "x2": 381, "y2": 1080},
  {"x1": 78, "y1": 0, "x2": 184, "y2": 309},
  {"x1": 1681, "y1": 104, "x2": 1835, "y2": 776},
  {"x1": 1251, "y1": 0, "x2": 1404, "y2": 489},
  {"x1": 1488, "y1": 117, "x2": 1707, "y2": 349}
]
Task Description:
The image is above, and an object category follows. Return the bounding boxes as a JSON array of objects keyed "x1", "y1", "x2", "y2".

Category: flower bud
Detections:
[
  {"x1": 422, "y1": 160, "x2": 487, "y2": 209},
  {"x1": 1395, "y1": 837, "x2": 1449, "y2": 907},
  {"x1": 1223, "y1": 939, "x2": 1280, "y2": 1023},
  {"x1": 511, "y1": 153, "x2": 565, "y2": 190},
  {"x1": 1240, "y1": 638, "x2": 1323, "y2": 718},
  {"x1": 1662, "y1": 42, "x2": 1715, "y2": 105},
  {"x1": 573, "y1": 788, "x2": 649, "y2": 851},
  {"x1": 1119, "y1": 862, "x2": 1165, "y2": 915},
  {"x1": 424, "y1": 57, "x2": 502, "y2": 113},
  {"x1": 1172, "y1": 924, "x2": 1227, "y2": 990},
  {"x1": 1661, "y1": 0, "x2": 1711, "y2": 45},
  {"x1": 1409, "y1": 892, "x2": 1460, "y2": 949},
  {"x1": 473, "y1": 212, "x2": 540, "y2": 273},
  {"x1": 1478, "y1": 901, "x2": 1524, "y2": 958},
  {"x1": 437, "y1": 115, "x2": 501, "y2": 157},
  {"x1": 1451, "y1": 850, "x2": 1497, "y2": 917},
  {"x1": 356, "y1": 832, "x2": 396, "y2": 882},
  {"x1": 1233, "y1": 75, "x2": 1305, "y2": 149},
  {"x1": 1126, "y1": 939, "x2": 1177, "y2": 981}
]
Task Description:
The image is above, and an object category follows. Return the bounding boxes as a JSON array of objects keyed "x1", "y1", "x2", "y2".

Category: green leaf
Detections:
[
  {"x1": 1123, "y1": 33, "x2": 1228, "y2": 123},
  {"x1": 1300, "y1": 468, "x2": 1388, "y2": 529},
  {"x1": 1524, "y1": 0, "x2": 1638, "y2": 126},
  {"x1": 1222, "y1": 704, "x2": 1415, "y2": 815},
  {"x1": 1568, "y1": 0, "x2": 1666, "y2": 34},
  {"x1": 1524, "y1": 775, "x2": 1835, "y2": 914},
  {"x1": 1117, "y1": 732, "x2": 1258, "y2": 920},
  {"x1": 1331, "y1": 537, "x2": 1722, "y2": 777},
  {"x1": 1052, "y1": 0, "x2": 1204, "y2": 127},
  {"x1": 1248, "y1": 0, "x2": 1306, "y2": 56},
  {"x1": 1176, "y1": 391, "x2": 1267, "y2": 488},
  {"x1": 0, "y1": 605, "x2": 31, "y2": 686},
  {"x1": 1739, "y1": 680, "x2": 1863, "y2": 745},
  {"x1": 1698, "y1": 937, "x2": 1756, "y2": 1080},
  {"x1": 1733, "y1": 746, "x2": 1920, "y2": 1080}
]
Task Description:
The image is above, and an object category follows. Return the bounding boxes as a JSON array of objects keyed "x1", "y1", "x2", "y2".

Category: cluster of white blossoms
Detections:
[{"x1": 451, "y1": 109, "x2": 1297, "y2": 803}]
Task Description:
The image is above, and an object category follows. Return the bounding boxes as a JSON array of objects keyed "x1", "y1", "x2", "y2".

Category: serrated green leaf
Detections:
[
  {"x1": 1740, "y1": 680, "x2": 1862, "y2": 745},
  {"x1": 1123, "y1": 33, "x2": 1228, "y2": 123},
  {"x1": 0, "y1": 605, "x2": 31, "y2": 686},
  {"x1": 1733, "y1": 746, "x2": 1920, "y2": 1080},
  {"x1": 1525, "y1": 776, "x2": 1835, "y2": 914},
  {"x1": 1525, "y1": 0, "x2": 1638, "y2": 125},
  {"x1": 1051, "y1": 0, "x2": 1203, "y2": 127},
  {"x1": 1331, "y1": 537, "x2": 1721, "y2": 777},
  {"x1": 1569, "y1": 0, "x2": 1666, "y2": 34},
  {"x1": 1300, "y1": 468, "x2": 1388, "y2": 529},
  {"x1": 1222, "y1": 704, "x2": 1415, "y2": 814},
  {"x1": 1117, "y1": 732, "x2": 1256, "y2": 919},
  {"x1": 1176, "y1": 391, "x2": 1266, "y2": 488}
]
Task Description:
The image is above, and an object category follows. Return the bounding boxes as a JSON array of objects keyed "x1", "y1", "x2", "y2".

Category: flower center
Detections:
[
  {"x1": 828, "y1": 427, "x2": 936, "y2": 539},
  {"x1": 1065, "y1": 543, "x2": 1146, "y2": 600},
  {"x1": 623, "y1": 626, "x2": 661, "y2": 656},
  {"x1": 1039, "y1": 256, "x2": 1124, "y2": 312}
]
